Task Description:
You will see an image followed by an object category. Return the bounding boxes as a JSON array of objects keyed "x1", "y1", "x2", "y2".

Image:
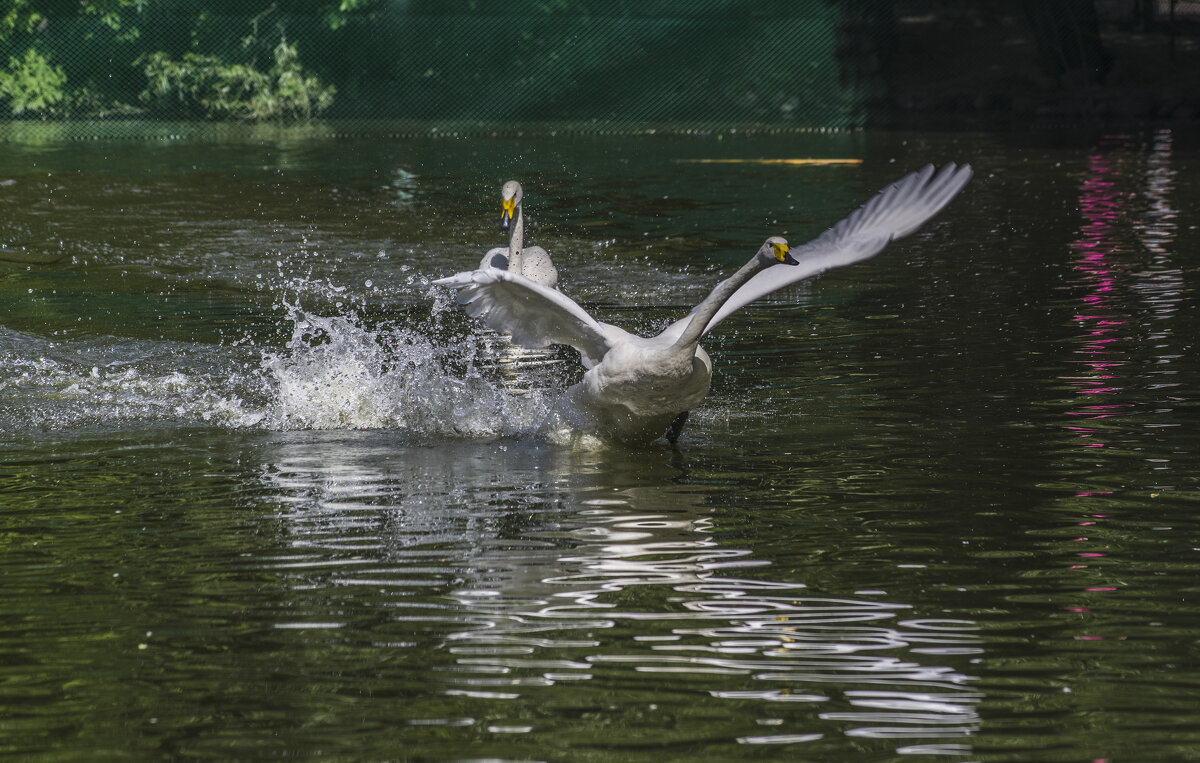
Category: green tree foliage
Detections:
[
  {"x1": 323, "y1": 0, "x2": 385, "y2": 30},
  {"x1": 140, "y1": 38, "x2": 334, "y2": 120},
  {"x1": 0, "y1": 1, "x2": 368, "y2": 120},
  {"x1": 0, "y1": 48, "x2": 66, "y2": 115}
]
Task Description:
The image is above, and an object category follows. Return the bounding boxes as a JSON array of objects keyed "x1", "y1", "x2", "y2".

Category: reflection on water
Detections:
[
  {"x1": 1058, "y1": 131, "x2": 1189, "y2": 587},
  {"x1": 1064, "y1": 129, "x2": 1184, "y2": 449},
  {"x1": 259, "y1": 435, "x2": 981, "y2": 754},
  {"x1": 3, "y1": 129, "x2": 1200, "y2": 760}
]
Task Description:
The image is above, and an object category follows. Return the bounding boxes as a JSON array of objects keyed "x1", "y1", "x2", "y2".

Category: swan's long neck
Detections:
[
  {"x1": 672, "y1": 256, "x2": 769, "y2": 351},
  {"x1": 507, "y1": 202, "x2": 525, "y2": 271}
]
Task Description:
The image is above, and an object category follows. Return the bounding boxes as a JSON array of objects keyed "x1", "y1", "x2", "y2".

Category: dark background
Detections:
[{"x1": 0, "y1": 0, "x2": 1195, "y2": 131}]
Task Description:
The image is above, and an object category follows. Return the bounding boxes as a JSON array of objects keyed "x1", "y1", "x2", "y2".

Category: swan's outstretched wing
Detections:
[
  {"x1": 435, "y1": 267, "x2": 613, "y2": 368},
  {"x1": 701, "y1": 162, "x2": 972, "y2": 335}
]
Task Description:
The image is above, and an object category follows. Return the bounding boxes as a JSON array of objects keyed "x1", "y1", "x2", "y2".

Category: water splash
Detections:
[
  {"x1": 0, "y1": 329, "x2": 265, "y2": 433},
  {"x1": 258, "y1": 299, "x2": 552, "y2": 437},
  {"x1": 0, "y1": 293, "x2": 556, "y2": 441}
]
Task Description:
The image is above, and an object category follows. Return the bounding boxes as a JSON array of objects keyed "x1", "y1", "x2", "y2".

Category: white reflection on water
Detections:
[
  {"x1": 1063, "y1": 130, "x2": 1184, "y2": 451},
  {"x1": 257, "y1": 434, "x2": 982, "y2": 751}
]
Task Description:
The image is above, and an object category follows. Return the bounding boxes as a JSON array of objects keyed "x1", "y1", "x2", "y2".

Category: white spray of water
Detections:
[
  {"x1": 0, "y1": 328, "x2": 265, "y2": 433},
  {"x1": 257, "y1": 299, "x2": 553, "y2": 437},
  {"x1": 0, "y1": 290, "x2": 559, "y2": 440}
]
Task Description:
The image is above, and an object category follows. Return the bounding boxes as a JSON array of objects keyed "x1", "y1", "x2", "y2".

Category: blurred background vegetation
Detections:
[{"x1": 0, "y1": 0, "x2": 1195, "y2": 130}]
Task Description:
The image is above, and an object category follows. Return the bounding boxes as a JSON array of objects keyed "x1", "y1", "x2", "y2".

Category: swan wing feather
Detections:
[
  {"x1": 701, "y1": 162, "x2": 972, "y2": 334},
  {"x1": 434, "y1": 267, "x2": 613, "y2": 367}
]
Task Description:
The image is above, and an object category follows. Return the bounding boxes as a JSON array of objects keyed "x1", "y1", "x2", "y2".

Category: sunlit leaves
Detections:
[
  {"x1": 0, "y1": 47, "x2": 66, "y2": 115},
  {"x1": 138, "y1": 39, "x2": 334, "y2": 120}
]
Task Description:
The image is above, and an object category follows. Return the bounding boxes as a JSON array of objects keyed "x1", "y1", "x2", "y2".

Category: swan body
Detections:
[
  {"x1": 438, "y1": 163, "x2": 972, "y2": 444},
  {"x1": 480, "y1": 180, "x2": 558, "y2": 288}
]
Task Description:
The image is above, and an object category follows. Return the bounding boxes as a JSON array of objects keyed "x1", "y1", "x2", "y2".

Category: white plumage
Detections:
[
  {"x1": 439, "y1": 163, "x2": 972, "y2": 444},
  {"x1": 479, "y1": 180, "x2": 558, "y2": 288}
]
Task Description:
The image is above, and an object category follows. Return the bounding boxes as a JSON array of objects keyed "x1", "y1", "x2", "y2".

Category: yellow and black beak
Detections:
[
  {"x1": 773, "y1": 241, "x2": 799, "y2": 265},
  {"x1": 500, "y1": 197, "x2": 516, "y2": 231}
]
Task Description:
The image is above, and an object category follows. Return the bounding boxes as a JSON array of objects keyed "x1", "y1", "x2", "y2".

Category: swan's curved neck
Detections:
[
  {"x1": 507, "y1": 202, "x2": 524, "y2": 270},
  {"x1": 672, "y1": 256, "x2": 770, "y2": 351}
]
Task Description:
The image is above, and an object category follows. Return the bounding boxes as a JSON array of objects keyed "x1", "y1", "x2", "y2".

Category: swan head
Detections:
[
  {"x1": 499, "y1": 180, "x2": 523, "y2": 231},
  {"x1": 760, "y1": 235, "x2": 798, "y2": 266}
]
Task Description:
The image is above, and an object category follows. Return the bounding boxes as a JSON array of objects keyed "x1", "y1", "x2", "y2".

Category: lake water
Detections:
[{"x1": 1, "y1": 124, "x2": 1198, "y2": 761}]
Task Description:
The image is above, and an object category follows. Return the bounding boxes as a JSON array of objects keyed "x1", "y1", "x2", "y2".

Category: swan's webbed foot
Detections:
[{"x1": 665, "y1": 411, "x2": 690, "y2": 444}]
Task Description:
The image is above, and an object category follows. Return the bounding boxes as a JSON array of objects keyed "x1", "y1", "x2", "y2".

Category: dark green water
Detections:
[{"x1": 2, "y1": 125, "x2": 1199, "y2": 761}]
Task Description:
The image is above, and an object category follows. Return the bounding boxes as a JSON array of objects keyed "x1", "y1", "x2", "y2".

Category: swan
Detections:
[
  {"x1": 479, "y1": 180, "x2": 558, "y2": 288},
  {"x1": 438, "y1": 163, "x2": 972, "y2": 444}
]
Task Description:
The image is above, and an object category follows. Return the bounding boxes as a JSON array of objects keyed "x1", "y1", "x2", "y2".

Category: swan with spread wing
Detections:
[{"x1": 437, "y1": 163, "x2": 972, "y2": 444}]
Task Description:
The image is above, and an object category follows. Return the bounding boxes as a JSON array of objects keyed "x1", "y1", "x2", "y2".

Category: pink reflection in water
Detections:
[
  {"x1": 1067, "y1": 148, "x2": 1129, "y2": 413},
  {"x1": 1061, "y1": 130, "x2": 1181, "y2": 456},
  {"x1": 1058, "y1": 133, "x2": 1180, "y2": 613}
]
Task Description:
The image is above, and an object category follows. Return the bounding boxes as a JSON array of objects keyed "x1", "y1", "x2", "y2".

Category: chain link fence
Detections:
[{"x1": 0, "y1": 1, "x2": 891, "y2": 138}]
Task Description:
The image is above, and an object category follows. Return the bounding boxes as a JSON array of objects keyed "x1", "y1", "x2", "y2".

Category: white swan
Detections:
[
  {"x1": 479, "y1": 180, "x2": 558, "y2": 288},
  {"x1": 439, "y1": 163, "x2": 972, "y2": 444}
]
